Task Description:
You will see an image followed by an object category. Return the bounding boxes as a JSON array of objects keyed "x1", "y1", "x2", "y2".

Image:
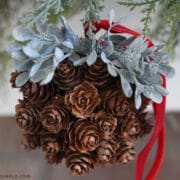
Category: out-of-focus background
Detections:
[{"x1": 0, "y1": 0, "x2": 179, "y2": 180}]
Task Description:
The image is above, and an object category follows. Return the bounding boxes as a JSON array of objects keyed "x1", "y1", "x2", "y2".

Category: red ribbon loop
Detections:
[{"x1": 84, "y1": 19, "x2": 166, "y2": 180}]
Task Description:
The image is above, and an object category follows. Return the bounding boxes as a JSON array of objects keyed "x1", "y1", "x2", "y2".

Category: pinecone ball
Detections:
[
  {"x1": 9, "y1": 11, "x2": 174, "y2": 178},
  {"x1": 68, "y1": 119, "x2": 100, "y2": 153}
]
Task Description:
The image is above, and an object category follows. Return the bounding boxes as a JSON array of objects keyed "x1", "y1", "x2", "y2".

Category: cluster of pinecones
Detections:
[{"x1": 10, "y1": 58, "x2": 152, "y2": 175}]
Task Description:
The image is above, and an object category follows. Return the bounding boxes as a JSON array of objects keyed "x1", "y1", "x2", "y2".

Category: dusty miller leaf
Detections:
[
  {"x1": 158, "y1": 64, "x2": 175, "y2": 78},
  {"x1": 22, "y1": 46, "x2": 40, "y2": 59},
  {"x1": 108, "y1": 9, "x2": 115, "y2": 26},
  {"x1": 13, "y1": 27, "x2": 35, "y2": 41},
  {"x1": 107, "y1": 64, "x2": 117, "y2": 77},
  {"x1": 120, "y1": 75, "x2": 133, "y2": 97},
  {"x1": 101, "y1": 52, "x2": 110, "y2": 64},
  {"x1": 40, "y1": 71, "x2": 54, "y2": 85},
  {"x1": 15, "y1": 72, "x2": 29, "y2": 87},
  {"x1": 87, "y1": 50, "x2": 97, "y2": 66}
]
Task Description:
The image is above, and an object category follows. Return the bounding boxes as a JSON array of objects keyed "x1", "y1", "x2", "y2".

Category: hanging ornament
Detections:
[{"x1": 9, "y1": 6, "x2": 174, "y2": 180}]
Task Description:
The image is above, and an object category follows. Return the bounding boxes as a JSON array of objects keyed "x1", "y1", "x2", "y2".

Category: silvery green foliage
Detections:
[
  {"x1": 100, "y1": 33, "x2": 174, "y2": 109},
  {"x1": 95, "y1": 10, "x2": 174, "y2": 109},
  {"x1": 10, "y1": 13, "x2": 174, "y2": 109},
  {"x1": 82, "y1": 0, "x2": 104, "y2": 39},
  {"x1": 10, "y1": 16, "x2": 79, "y2": 86},
  {"x1": 21, "y1": 0, "x2": 73, "y2": 27}
]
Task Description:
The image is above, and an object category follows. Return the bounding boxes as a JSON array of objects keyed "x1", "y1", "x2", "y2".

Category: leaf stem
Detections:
[
  {"x1": 27, "y1": 0, "x2": 56, "y2": 27},
  {"x1": 118, "y1": 0, "x2": 161, "y2": 6}
]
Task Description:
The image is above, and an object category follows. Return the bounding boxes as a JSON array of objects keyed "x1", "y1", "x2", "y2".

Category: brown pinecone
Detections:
[
  {"x1": 115, "y1": 136, "x2": 135, "y2": 164},
  {"x1": 85, "y1": 58, "x2": 112, "y2": 89},
  {"x1": 10, "y1": 71, "x2": 20, "y2": 88},
  {"x1": 120, "y1": 112, "x2": 141, "y2": 137},
  {"x1": 15, "y1": 101, "x2": 42, "y2": 133},
  {"x1": 40, "y1": 133, "x2": 64, "y2": 155},
  {"x1": 21, "y1": 81, "x2": 55, "y2": 105},
  {"x1": 102, "y1": 89, "x2": 130, "y2": 117},
  {"x1": 21, "y1": 133, "x2": 40, "y2": 151},
  {"x1": 46, "y1": 152, "x2": 64, "y2": 165},
  {"x1": 140, "y1": 95, "x2": 152, "y2": 111},
  {"x1": 91, "y1": 110, "x2": 117, "y2": 138},
  {"x1": 137, "y1": 112, "x2": 153, "y2": 138},
  {"x1": 65, "y1": 81, "x2": 101, "y2": 119},
  {"x1": 66, "y1": 151, "x2": 95, "y2": 176},
  {"x1": 40, "y1": 100, "x2": 69, "y2": 134},
  {"x1": 53, "y1": 60, "x2": 82, "y2": 92},
  {"x1": 68, "y1": 119, "x2": 100, "y2": 153},
  {"x1": 96, "y1": 138, "x2": 118, "y2": 164}
]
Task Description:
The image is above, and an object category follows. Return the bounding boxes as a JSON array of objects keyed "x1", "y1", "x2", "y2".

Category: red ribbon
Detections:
[{"x1": 84, "y1": 19, "x2": 166, "y2": 180}]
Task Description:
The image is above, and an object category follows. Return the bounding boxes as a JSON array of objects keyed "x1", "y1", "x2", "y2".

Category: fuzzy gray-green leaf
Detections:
[
  {"x1": 15, "y1": 72, "x2": 29, "y2": 87},
  {"x1": 107, "y1": 64, "x2": 117, "y2": 77},
  {"x1": 73, "y1": 57, "x2": 87, "y2": 66},
  {"x1": 22, "y1": 46, "x2": 40, "y2": 59},
  {"x1": 108, "y1": 9, "x2": 115, "y2": 26},
  {"x1": 135, "y1": 87, "x2": 142, "y2": 109},
  {"x1": 101, "y1": 52, "x2": 110, "y2": 64},
  {"x1": 13, "y1": 26, "x2": 35, "y2": 41},
  {"x1": 29, "y1": 63, "x2": 42, "y2": 77},
  {"x1": 40, "y1": 71, "x2": 54, "y2": 85},
  {"x1": 155, "y1": 85, "x2": 168, "y2": 96},
  {"x1": 158, "y1": 64, "x2": 175, "y2": 78},
  {"x1": 120, "y1": 75, "x2": 133, "y2": 97},
  {"x1": 87, "y1": 50, "x2": 97, "y2": 66}
]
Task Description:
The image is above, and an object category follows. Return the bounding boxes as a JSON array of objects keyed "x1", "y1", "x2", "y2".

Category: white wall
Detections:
[{"x1": 0, "y1": 0, "x2": 179, "y2": 115}]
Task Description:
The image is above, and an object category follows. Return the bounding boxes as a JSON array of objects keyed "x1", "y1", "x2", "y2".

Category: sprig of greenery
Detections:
[
  {"x1": 117, "y1": 0, "x2": 161, "y2": 6},
  {"x1": 141, "y1": 3, "x2": 156, "y2": 34},
  {"x1": 20, "y1": 0, "x2": 74, "y2": 27},
  {"x1": 117, "y1": 0, "x2": 180, "y2": 57},
  {"x1": 82, "y1": 0, "x2": 104, "y2": 39}
]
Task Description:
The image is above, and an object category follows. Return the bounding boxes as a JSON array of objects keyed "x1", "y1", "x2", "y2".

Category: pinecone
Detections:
[
  {"x1": 40, "y1": 133, "x2": 64, "y2": 155},
  {"x1": 137, "y1": 112, "x2": 153, "y2": 138},
  {"x1": 91, "y1": 110, "x2": 117, "y2": 138},
  {"x1": 68, "y1": 119, "x2": 100, "y2": 153},
  {"x1": 21, "y1": 133, "x2": 40, "y2": 151},
  {"x1": 96, "y1": 138, "x2": 118, "y2": 164},
  {"x1": 53, "y1": 60, "x2": 82, "y2": 92},
  {"x1": 102, "y1": 89, "x2": 130, "y2": 117},
  {"x1": 15, "y1": 101, "x2": 42, "y2": 133},
  {"x1": 115, "y1": 136, "x2": 135, "y2": 164},
  {"x1": 66, "y1": 151, "x2": 95, "y2": 176},
  {"x1": 65, "y1": 81, "x2": 101, "y2": 119},
  {"x1": 21, "y1": 81, "x2": 55, "y2": 105},
  {"x1": 46, "y1": 152, "x2": 64, "y2": 165},
  {"x1": 85, "y1": 58, "x2": 112, "y2": 89},
  {"x1": 120, "y1": 112, "x2": 141, "y2": 137},
  {"x1": 10, "y1": 71, "x2": 20, "y2": 88},
  {"x1": 40, "y1": 100, "x2": 69, "y2": 134}
]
